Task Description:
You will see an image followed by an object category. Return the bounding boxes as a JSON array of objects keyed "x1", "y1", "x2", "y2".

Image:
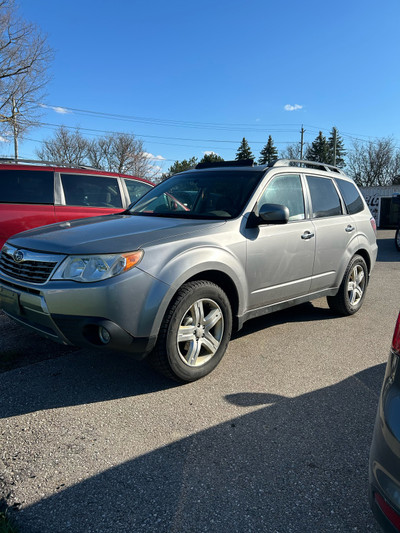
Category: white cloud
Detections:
[
  {"x1": 40, "y1": 104, "x2": 70, "y2": 114},
  {"x1": 53, "y1": 106, "x2": 69, "y2": 114},
  {"x1": 143, "y1": 152, "x2": 165, "y2": 161},
  {"x1": 203, "y1": 151, "x2": 220, "y2": 156},
  {"x1": 284, "y1": 104, "x2": 303, "y2": 112},
  {"x1": 0, "y1": 136, "x2": 9, "y2": 143}
]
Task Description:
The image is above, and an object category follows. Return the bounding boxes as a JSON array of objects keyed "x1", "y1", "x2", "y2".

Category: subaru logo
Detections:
[{"x1": 13, "y1": 250, "x2": 24, "y2": 263}]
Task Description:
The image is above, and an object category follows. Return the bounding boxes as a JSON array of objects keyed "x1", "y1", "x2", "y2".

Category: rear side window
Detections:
[
  {"x1": 307, "y1": 176, "x2": 342, "y2": 218},
  {"x1": 61, "y1": 174, "x2": 122, "y2": 208},
  {"x1": 123, "y1": 178, "x2": 153, "y2": 204},
  {"x1": 335, "y1": 178, "x2": 364, "y2": 214},
  {"x1": 0, "y1": 170, "x2": 54, "y2": 204}
]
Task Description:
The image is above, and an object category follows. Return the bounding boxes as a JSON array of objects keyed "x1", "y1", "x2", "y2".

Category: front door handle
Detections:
[
  {"x1": 345, "y1": 225, "x2": 355, "y2": 233},
  {"x1": 301, "y1": 231, "x2": 315, "y2": 240}
]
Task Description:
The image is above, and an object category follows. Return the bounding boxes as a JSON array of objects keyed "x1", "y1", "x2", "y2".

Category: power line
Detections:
[
  {"x1": 41, "y1": 103, "x2": 302, "y2": 133},
  {"x1": 34, "y1": 120, "x2": 300, "y2": 146}
]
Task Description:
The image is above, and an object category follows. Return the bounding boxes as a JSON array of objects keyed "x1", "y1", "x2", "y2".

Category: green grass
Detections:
[{"x1": 0, "y1": 511, "x2": 18, "y2": 533}]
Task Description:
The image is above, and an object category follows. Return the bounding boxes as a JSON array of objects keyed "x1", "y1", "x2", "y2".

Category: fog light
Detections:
[{"x1": 99, "y1": 326, "x2": 111, "y2": 344}]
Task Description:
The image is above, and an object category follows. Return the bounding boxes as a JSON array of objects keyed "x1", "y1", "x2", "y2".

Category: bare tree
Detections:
[
  {"x1": 280, "y1": 143, "x2": 302, "y2": 160},
  {"x1": 36, "y1": 126, "x2": 89, "y2": 166},
  {"x1": 347, "y1": 138, "x2": 400, "y2": 186},
  {"x1": 87, "y1": 133, "x2": 159, "y2": 179},
  {"x1": 37, "y1": 127, "x2": 160, "y2": 179},
  {"x1": 0, "y1": 0, "x2": 52, "y2": 157}
]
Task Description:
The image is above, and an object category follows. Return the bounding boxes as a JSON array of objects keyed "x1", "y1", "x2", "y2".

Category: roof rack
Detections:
[
  {"x1": 271, "y1": 159, "x2": 345, "y2": 174},
  {"x1": 195, "y1": 159, "x2": 254, "y2": 169},
  {"x1": 0, "y1": 157, "x2": 98, "y2": 171}
]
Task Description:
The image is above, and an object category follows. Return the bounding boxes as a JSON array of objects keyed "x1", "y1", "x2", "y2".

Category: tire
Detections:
[
  {"x1": 148, "y1": 280, "x2": 232, "y2": 383},
  {"x1": 327, "y1": 255, "x2": 368, "y2": 316},
  {"x1": 395, "y1": 227, "x2": 400, "y2": 252}
]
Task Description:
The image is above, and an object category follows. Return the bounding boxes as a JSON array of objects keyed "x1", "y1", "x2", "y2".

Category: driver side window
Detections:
[{"x1": 259, "y1": 174, "x2": 305, "y2": 220}]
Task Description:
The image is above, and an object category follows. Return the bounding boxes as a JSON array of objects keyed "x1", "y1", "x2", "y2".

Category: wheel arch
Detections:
[
  {"x1": 184, "y1": 270, "x2": 240, "y2": 331},
  {"x1": 142, "y1": 265, "x2": 243, "y2": 343},
  {"x1": 354, "y1": 248, "x2": 372, "y2": 274}
]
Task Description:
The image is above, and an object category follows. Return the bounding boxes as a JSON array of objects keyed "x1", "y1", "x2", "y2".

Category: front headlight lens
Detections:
[{"x1": 52, "y1": 250, "x2": 143, "y2": 282}]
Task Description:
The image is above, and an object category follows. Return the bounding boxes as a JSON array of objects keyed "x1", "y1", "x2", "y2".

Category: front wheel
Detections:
[
  {"x1": 327, "y1": 255, "x2": 368, "y2": 316},
  {"x1": 149, "y1": 280, "x2": 232, "y2": 382},
  {"x1": 395, "y1": 227, "x2": 400, "y2": 252}
]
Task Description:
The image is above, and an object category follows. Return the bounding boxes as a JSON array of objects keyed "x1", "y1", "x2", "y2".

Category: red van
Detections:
[{"x1": 0, "y1": 159, "x2": 153, "y2": 249}]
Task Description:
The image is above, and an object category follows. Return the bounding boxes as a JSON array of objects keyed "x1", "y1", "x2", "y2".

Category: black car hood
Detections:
[{"x1": 7, "y1": 214, "x2": 226, "y2": 255}]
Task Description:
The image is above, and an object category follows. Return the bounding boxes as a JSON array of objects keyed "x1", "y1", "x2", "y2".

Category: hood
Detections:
[{"x1": 7, "y1": 214, "x2": 226, "y2": 255}]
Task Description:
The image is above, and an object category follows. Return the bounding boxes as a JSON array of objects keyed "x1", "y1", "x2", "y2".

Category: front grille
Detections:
[{"x1": 0, "y1": 247, "x2": 60, "y2": 284}]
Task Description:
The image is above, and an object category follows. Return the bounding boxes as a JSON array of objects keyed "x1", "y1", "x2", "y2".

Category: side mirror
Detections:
[{"x1": 258, "y1": 203, "x2": 289, "y2": 225}]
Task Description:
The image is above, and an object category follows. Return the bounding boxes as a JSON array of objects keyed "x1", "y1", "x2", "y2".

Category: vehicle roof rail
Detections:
[
  {"x1": 0, "y1": 157, "x2": 98, "y2": 170},
  {"x1": 195, "y1": 159, "x2": 254, "y2": 169},
  {"x1": 271, "y1": 159, "x2": 345, "y2": 174}
]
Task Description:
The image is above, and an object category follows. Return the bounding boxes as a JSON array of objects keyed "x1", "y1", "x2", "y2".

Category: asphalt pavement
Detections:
[{"x1": 0, "y1": 230, "x2": 398, "y2": 532}]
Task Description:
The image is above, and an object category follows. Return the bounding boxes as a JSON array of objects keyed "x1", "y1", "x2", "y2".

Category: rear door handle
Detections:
[
  {"x1": 345, "y1": 225, "x2": 355, "y2": 232},
  {"x1": 301, "y1": 231, "x2": 315, "y2": 240}
]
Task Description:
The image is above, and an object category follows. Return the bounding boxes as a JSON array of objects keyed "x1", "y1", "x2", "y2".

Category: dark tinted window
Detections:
[
  {"x1": 307, "y1": 176, "x2": 342, "y2": 218},
  {"x1": 335, "y1": 178, "x2": 364, "y2": 214},
  {"x1": 61, "y1": 174, "x2": 122, "y2": 208},
  {"x1": 259, "y1": 174, "x2": 305, "y2": 220},
  {"x1": 0, "y1": 169, "x2": 53, "y2": 204},
  {"x1": 123, "y1": 178, "x2": 153, "y2": 204}
]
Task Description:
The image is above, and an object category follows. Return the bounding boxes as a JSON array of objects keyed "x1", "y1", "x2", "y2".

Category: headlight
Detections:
[{"x1": 52, "y1": 250, "x2": 143, "y2": 282}]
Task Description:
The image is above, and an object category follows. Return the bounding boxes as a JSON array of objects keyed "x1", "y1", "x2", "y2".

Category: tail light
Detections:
[
  {"x1": 392, "y1": 313, "x2": 400, "y2": 356},
  {"x1": 375, "y1": 492, "x2": 400, "y2": 530},
  {"x1": 370, "y1": 217, "x2": 377, "y2": 236}
]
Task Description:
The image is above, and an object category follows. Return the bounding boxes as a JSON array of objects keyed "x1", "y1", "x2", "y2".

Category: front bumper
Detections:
[{"x1": 0, "y1": 266, "x2": 167, "y2": 357}]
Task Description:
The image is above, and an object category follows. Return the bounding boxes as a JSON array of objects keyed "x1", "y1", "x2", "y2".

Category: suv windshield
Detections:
[{"x1": 129, "y1": 170, "x2": 265, "y2": 219}]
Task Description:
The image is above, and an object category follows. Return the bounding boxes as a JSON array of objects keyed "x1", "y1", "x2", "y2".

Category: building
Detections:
[{"x1": 360, "y1": 185, "x2": 400, "y2": 228}]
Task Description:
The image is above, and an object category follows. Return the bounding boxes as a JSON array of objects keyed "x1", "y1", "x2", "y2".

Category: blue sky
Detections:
[{"x1": 3, "y1": 0, "x2": 400, "y2": 175}]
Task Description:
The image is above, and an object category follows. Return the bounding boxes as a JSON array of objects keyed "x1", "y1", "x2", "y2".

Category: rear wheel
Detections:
[
  {"x1": 395, "y1": 227, "x2": 400, "y2": 251},
  {"x1": 327, "y1": 255, "x2": 368, "y2": 315},
  {"x1": 149, "y1": 280, "x2": 232, "y2": 382}
]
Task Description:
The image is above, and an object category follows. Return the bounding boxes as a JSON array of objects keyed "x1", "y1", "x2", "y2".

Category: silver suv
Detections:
[{"x1": 0, "y1": 159, "x2": 378, "y2": 382}]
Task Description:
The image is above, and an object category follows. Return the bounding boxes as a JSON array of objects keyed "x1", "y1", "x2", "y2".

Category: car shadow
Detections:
[
  {"x1": 9, "y1": 364, "x2": 384, "y2": 533},
  {"x1": 0, "y1": 348, "x2": 179, "y2": 419},
  {"x1": 233, "y1": 301, "x2": 336, "y2": 339},
  {"x1": 0, "y1": 301, "x2": 339, "y2": 419}
]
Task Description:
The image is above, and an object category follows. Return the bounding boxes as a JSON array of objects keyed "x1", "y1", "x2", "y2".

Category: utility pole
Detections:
[
  {"x1": 300, "y1": 126, "x2": 305, "y2": 160},
  {"x1": 333, "y1": 127, "x2": 337, "y2": 166},
  {"x1": 12, "y1": 96, "x2": 19, "y2": 161}
]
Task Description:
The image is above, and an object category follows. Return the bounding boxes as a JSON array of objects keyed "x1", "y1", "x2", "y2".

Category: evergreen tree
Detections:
[
  {"x1": 199, "y1": 152, "x2": 224, "y2": 164},
  {"x1": 161, "y1": 157, "x2": 198, "y2": 180},
  {"x1": 168, "y1": 157, "x2": 197, "y2": 175},
  {"x1": 327, "y1": 127, "x2": 346, "y2": 168},
  {"x1": 305, "y1": 131, "x2": 329, "y2": 163},
  {"x1": 258, "y1": 135, "x2": 278, "y2": 164},
  {"x1": 235, "y1": 137, "x2": 254, "y2": 161}
]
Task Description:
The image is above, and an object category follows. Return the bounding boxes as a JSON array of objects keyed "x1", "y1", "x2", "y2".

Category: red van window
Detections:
[
  {"x1": 0, "y1": 170, "x2": 54, "y2": 204},
  {"x1": 61, "y1": 173, "x2": 122, "y2": 208}
]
